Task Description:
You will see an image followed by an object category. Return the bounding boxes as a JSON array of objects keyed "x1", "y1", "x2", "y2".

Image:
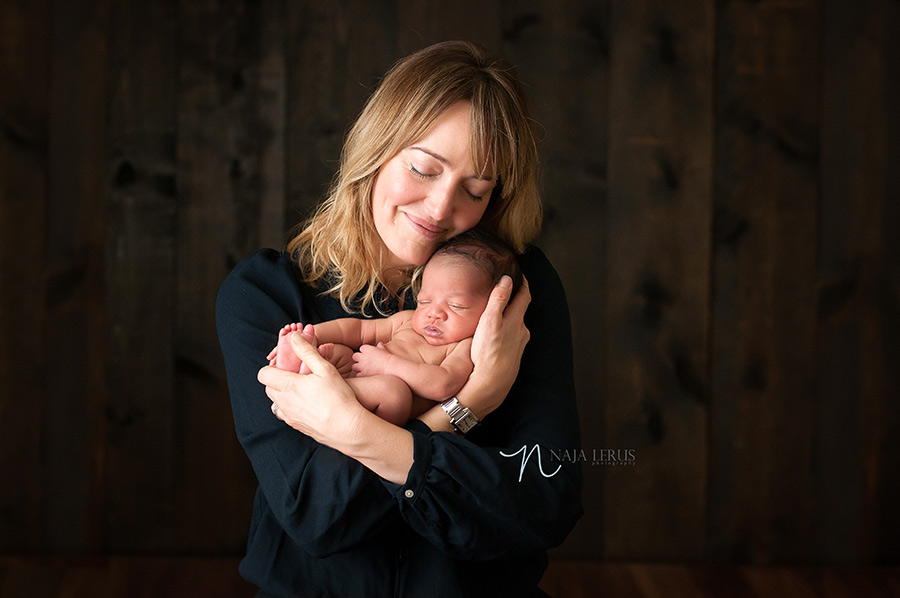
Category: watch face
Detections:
[
  {"x1": 443, "y1": 398, "x2": 478, "y2": 434},
  {"x1": 454, "y1": 410, "x2": 477, "y2": 434}
]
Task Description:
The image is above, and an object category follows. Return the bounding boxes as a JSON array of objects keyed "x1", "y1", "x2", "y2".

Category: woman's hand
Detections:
[
  {"x1": 459, "y1": 275, "x2": 531, "y2": 418},
  {"x1": 259, "y1": 332, "x2": 416, "y2": 484},
  {"x1": 258, "y1": 332, "x2": 367, "y2": 448}
]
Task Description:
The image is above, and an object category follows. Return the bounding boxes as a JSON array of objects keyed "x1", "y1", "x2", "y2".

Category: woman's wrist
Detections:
[
  {"x1": 417, "y1": 378, "x2": 503, "y2": 434},
  {"x1": 418, "y1": 404, "x2": 456, "y2": 433},
  {"x1": 455, "y1": 370, "x2": 508, "y2": 420}
]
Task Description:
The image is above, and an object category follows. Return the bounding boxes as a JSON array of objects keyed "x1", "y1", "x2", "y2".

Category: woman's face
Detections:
[{"x1": 371, "y1": 101, "x2": 495, "y2": 269}]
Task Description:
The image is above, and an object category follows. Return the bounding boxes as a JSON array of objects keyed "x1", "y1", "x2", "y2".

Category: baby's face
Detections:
[{"x1": 412, "y1": 254, "x2": 491, "y2": 346}]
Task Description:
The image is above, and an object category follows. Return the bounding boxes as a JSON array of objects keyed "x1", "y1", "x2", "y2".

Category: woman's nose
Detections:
[{"x1": 425, "y1": 182, "x2": 455, "y2": 222}]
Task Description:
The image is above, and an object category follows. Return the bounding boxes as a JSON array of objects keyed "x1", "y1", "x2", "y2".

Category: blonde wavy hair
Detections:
[{"x1": 287, "y1": 40, "x2": 542, "y2": 315}]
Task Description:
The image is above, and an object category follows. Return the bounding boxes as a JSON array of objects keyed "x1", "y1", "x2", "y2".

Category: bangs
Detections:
[{"x1": 469, "y1": 81, "x2": 531, "y2": 205}]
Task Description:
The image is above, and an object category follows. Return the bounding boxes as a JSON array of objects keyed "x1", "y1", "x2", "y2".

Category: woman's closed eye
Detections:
[
  {"x1": 409, "y1": 164, "x2": 435, "y2": 179},
  {"x1": 409, "y1": 163, "x2": 487, "y2": 202},
  {"x1": 464, "y1": 188, "x2": 484, "y2": 202}
]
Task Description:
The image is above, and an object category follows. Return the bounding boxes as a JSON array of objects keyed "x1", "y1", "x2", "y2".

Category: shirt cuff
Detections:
[{"x1": 381, "y1": 419, "x2": 433, "y2": 503}]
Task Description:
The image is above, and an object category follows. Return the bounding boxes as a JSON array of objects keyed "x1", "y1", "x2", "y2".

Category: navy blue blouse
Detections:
[{"x1": 216, "y1": 246, "x2": 583, "y2": 597}]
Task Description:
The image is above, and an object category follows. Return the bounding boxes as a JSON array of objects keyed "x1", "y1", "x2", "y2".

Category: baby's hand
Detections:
[{"x1": 351, "y1": 342, "x2": 391, "y2": 377}]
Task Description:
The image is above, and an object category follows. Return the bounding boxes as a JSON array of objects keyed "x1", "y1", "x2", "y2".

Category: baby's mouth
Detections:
[{"x1": 423, "y1": 325, "x2": 443, "y2": 338}]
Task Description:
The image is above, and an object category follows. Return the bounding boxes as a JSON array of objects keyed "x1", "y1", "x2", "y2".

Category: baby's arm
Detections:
[
  {"x1": 269, "y1": 313, "x2": 409, "y2": 376},
  {"x1": 353, "y1": 339, "x2": 474, "y2": 401},
  {"x1": 314, "y1": 312, "x2": 408, "y2": 349}
]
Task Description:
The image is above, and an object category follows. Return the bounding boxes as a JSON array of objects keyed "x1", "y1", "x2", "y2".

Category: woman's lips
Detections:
[{"x1": 404, "y1": 212, "x2": 445, "y2": 239}]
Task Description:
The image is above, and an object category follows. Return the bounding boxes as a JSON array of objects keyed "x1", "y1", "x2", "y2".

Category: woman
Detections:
[{"x1": 217, "y1": 40, "x2": 582, "y2": 597}]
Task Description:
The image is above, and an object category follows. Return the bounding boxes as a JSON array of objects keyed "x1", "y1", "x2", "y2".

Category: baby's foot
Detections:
[{"x1": 273, "y1": 323, "x2": 304, "y2": 372}]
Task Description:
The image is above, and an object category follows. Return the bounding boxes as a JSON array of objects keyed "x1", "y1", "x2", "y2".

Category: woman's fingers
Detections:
[
  {"x1": 290, "y1": 331, "x2": 337, "y2": 376},
  {"x1": 505, "y1": 275, "x2": 531, "y2": 319},
  {"x1": 461, "y1": 275, "x2": 533, "y2": 418},
  {"x1": 258, "y1": 332, "x2": 365, "y2": 445},
  {"x1": 472, "y1": 277, "x2": 512, "y2": 350},
  {"x1": 258, "y1": 364, "x2": 295, "y2": 393},
  {"x1": 472, "y1": 275, "x2": 531, "y2": 360},
  {"x1": 257, "y1": 333, "x2": 334, "y2": 393},
  {"x1": 479, "y1": 275, "x2": 531, "y2": 328},
  {"x1": 483, "y1": 275, "x2": 513, "y2": 319}
]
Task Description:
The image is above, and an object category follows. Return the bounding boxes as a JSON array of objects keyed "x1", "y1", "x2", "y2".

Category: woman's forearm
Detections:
[{"x1": 334, "y1": 408, "x2": 416, "y2": 485}]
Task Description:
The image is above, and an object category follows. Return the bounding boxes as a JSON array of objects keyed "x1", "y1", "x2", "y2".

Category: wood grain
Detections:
[
  {"x1": 500, "y1": 0, "x2": 610, "y2": 560},
  {"x1": 104, "y1": 0, "x2": 178, "y2": 551},
  {"x1": 604, "y1": 0, "x2": 714, "y2": 560},
  {"x1": 709, "y1": 0, "x2": 821, "y2": 564},
  {"x1": 173, "y1": 0, "x2": 283, "y2": 552},
  {"x1": 817, "y1": 0, "x2": 900, "y2": 564},
  {"x1": 0, "y1": 0, "x2": 51, "y2": 553},
  {"x1": 0, "y1": 0, "x2": 898, "y2": 565}
]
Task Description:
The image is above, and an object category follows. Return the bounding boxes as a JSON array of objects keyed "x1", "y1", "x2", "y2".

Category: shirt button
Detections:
[{"x1": 404, "y1": 489, "x2": 415, "y2": 499}]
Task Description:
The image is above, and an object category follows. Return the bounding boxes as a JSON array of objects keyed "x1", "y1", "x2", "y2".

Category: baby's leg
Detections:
[
  {"x1": 271, "y1": 323, "x2": 356, "y2": 378},
  {"x1": 346, "y1": 375, "x2": 412, "y2": 426},
  {"x1": 409, "y1": 396, "x2": 437, "y2": 420},
  {"x1": 273, "y1": 323, "x2": 304, "y2": 372}
]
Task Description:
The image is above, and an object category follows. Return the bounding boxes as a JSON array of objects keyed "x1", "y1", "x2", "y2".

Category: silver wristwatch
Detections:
[{"x1": 441, "y1": 397, "x2": 480, "y2": 435}]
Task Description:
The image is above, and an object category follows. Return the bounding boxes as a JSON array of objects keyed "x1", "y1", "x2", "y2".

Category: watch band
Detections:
[{"x1": 441, "y1": 397, "x2": 480, "y2": 435}]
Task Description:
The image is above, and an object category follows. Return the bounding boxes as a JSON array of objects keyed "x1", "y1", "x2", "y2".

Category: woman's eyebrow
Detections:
[
  {"x1": 409, "y1": 145, "x2": 448, "y2": 164},
  {"x1": 409, "y1": 146, "x2": 494, "y2": 181}
]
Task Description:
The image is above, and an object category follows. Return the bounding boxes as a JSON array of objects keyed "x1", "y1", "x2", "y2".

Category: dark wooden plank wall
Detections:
[
  {"x1": 1, "y1": 0, "x2": 52, "y2": 554},
  {"x1": 105, "y1": 0, "x2": 178, "y2": 553},
  {"x1": 816, "y1": 0, "x2": 900, "y2": 564},
  {"x1": 1, "y1": 0, "x2": 897, "y2": 566},
  {"x1": 709, "y1": 0, "x2": 821, "y2": 564},
  {"x1": 604, "y1": 1, "x2": 713, "y2": 560}
]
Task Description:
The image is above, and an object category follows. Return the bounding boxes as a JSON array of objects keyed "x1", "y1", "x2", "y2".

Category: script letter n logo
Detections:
[{"x1": 499, "y1": 444, "x2": 562, "y2": 482}]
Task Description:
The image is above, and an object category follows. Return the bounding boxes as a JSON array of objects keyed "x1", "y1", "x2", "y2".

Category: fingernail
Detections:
[{"x1": 499, "y1": 275, "x2": 512, "y2": 289}]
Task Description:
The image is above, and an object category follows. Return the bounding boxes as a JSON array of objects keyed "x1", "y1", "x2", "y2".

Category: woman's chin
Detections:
[{"x1": 391, "y1": 242, "x2": 438, "y2": 267}]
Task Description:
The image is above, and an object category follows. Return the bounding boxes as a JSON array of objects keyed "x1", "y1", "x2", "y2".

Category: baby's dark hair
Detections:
[{"x1": 416, "y1": 228, "x2": 523, "y2": 297}]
